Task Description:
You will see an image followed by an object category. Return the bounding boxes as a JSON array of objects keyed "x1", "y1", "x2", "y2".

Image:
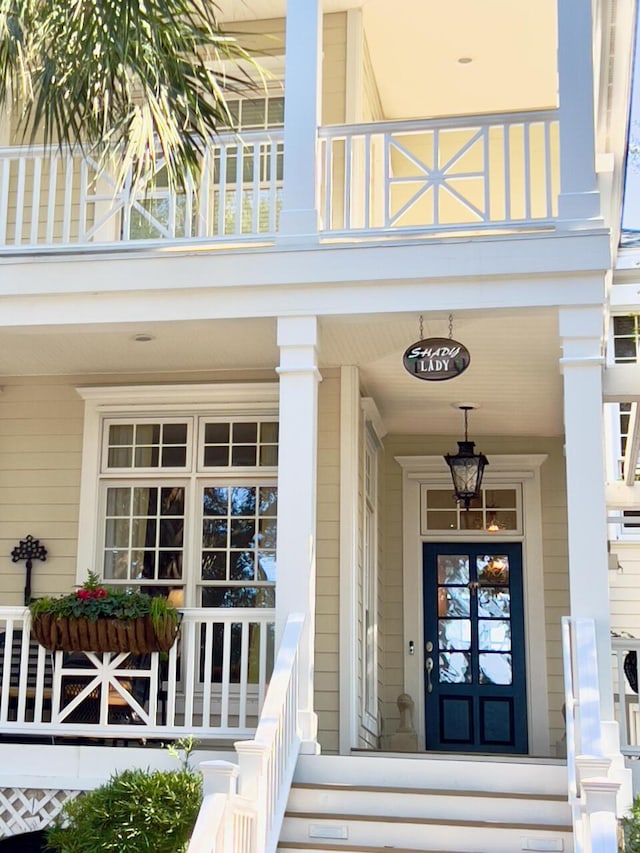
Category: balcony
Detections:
[
  {"x1": 0, "y1": 110, "x2": 559, "y2": 254},
  {"x1": 0, "y1": 606, "x2": 275, "y2": 743}
]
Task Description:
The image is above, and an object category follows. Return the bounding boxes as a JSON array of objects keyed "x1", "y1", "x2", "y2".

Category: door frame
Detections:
[{"x1": 396, "y1": 454, "x2": 550, "y2": 755}]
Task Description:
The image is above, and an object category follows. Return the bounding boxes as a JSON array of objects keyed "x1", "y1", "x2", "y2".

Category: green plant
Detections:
[
  {"x1": 624, "y1": 796, "x2": 640, "y2": 853},
  {"x1": 45, "y1": 761, "x2": 202, "y2": 853},
  {"x1": 29, "y1": 572, "x2": 180, "y2": 632}
]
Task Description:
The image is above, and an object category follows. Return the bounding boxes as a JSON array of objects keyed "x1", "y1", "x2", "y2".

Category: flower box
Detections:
[
  {"x1": 30, "y1": 612, "x2": 179, "y2": 654},
  {"x1": 28, "y1": 572, "x2": 181, "y2": 654}
]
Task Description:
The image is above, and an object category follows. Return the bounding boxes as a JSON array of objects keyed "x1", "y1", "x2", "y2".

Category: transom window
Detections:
[
  {"x1": 421, "y1": 486, "x2": 522, "y2": 535},
  {"x1": 97, "y1": 415, "x2": 278, "y2": 607}
]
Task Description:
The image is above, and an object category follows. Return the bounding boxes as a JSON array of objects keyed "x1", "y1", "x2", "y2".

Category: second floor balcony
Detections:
[{"x1": 0, "y1": 109, "x2": 560, "y2": 253}]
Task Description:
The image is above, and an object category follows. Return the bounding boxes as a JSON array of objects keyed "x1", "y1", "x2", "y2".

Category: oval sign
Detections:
[{"x1": 402, "y1": 337, "x2": 471, "y2": 381}]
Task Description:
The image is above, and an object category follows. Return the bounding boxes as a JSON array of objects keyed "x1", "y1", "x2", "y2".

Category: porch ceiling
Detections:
[
  {"x1": 0, "y1": 309, "x2": 563, "y2": 437},
  {"x1": 216, "y1": 0, "x2": 558, "y2": 119}
]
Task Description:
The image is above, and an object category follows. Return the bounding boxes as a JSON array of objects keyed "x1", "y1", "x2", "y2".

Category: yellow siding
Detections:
[
  {"x1": 0, "y1": 379, "x2": 83, "y2": 603},
  {"x1": 315, "y1": 369, "x2": 341, "y2": 753}
]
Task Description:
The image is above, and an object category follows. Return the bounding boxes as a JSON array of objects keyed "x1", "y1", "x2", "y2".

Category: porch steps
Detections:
[{"x1": 278, "y1": 754, "x2": 573, "y2": 853}]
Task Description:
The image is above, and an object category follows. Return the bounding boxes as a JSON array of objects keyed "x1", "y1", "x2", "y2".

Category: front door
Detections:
[{"x1": 423, "y1": 542, "x2": 527, "y2": 753}]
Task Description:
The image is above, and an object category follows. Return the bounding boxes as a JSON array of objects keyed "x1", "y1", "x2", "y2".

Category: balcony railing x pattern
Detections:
[
  {"x1": 0, "y1": 606, "x2": 275, "y2": 741},
  {"x1": 0, "y1": 111, "x2": 558, "y2": 251}
]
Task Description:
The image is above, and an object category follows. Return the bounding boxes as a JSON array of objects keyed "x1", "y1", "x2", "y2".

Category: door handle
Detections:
[{"x1": 425, "y1": 656, "x2": 433, "y2": 693}]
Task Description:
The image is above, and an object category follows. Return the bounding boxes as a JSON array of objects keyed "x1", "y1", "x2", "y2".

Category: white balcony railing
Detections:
[
  {"x1": 0, "y1": 130, "x2": 283, "y2": 249},
  {"x1": 0, "y1": 606, "x2": 275, "y2": 741},
  {"x1": 0, "y1": 112, "x2": 560, "y2": 252},
  {"x1": 319, "y1": 110, "x2": 559, "y2": 236}
]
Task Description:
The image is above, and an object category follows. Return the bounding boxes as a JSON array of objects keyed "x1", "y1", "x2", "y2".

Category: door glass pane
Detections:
[
  {"x1": 479, "y1": 653, "x2": 513, "y2": 685},
  {"x1": 437, "y1": 555, "x2": 469, "y2": 584},
  {"x1": 438, "y1": 587, "x2": 470, "y2": 617},
  {"x1": 478, "y1": 619, "x2": 511, "y2": 651},
  {"x1": 477, "y1": 554, "x2": 510, "y2": 585},
  {"x1": 438, "y1": 619, "x2": 471, "y2": 649},
  {"x1": 477, "y1": 588, "x2": 511, "y2": 617},
  {"x1": 439, "y1": 651, "x2": 471, "y2": 683}
]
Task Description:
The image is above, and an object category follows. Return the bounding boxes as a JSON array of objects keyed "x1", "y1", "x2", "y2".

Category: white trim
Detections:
[
  {"x1": 76, "y1": 383, "x2": 279, "y2": 406},
  {"x1": 339, "y1": 366, "x2": 360, "y2": 753},
  {"x1": 396, "y1": 453, "x2": 550, "y2": 756},
  {"x1": 361, "y1": 397, "x2": 387, "y2": 441}
]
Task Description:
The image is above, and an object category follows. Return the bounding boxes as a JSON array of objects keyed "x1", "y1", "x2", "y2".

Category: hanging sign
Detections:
[{"x1": 402, "y1": 337, "x2": 471, "y2": 381}]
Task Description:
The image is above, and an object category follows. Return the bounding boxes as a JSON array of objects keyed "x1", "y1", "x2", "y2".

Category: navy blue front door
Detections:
[{"x1": 423, "y1": 543, "x2": 527, "y2": 753}]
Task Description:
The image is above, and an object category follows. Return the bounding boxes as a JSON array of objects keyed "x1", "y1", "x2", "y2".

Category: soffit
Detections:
[{"x1": 0, "y1": 309, "x2": 563, "y2": 437}]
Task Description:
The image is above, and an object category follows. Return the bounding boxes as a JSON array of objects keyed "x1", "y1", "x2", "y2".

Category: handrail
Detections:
[
  {"x1": 318, "y1": 108, "x2": 559, "y2": 138},
  {"x1": 561, "y1": 616, "x2": 621, "y2": 853},
  {"x1": 187, "y1": 612, "x2": 305, "y2": 853},
  {"x1": 561, "y1": 616, "x2": 584, "y2": 853}
]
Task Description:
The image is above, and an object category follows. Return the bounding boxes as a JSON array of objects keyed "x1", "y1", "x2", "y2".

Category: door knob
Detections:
[{"x1": 425, "y1": 657, "x2": 433, "y2": 693}]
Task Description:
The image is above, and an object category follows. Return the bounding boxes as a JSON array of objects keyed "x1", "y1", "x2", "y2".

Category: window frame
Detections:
[{"x1": 76, "y1": 384, "x2": 279, "y2": 600}]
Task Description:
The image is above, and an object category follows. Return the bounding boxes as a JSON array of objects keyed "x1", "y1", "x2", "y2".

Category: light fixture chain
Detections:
[
  {"x1": 419, "y1": 314, "x2": 424, "y2": 339},
  {"x1": 448, "y1": 313, "x2": 453, "y2": 340}
]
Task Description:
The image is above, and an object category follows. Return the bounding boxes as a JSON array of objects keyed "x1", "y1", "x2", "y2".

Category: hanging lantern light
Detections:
[{"x1": 444, "y1": 405, "x2": 489, "y2": 509}]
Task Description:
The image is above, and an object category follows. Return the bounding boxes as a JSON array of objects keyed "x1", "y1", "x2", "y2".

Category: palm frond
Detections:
[{"x1": 0, "y1": 0, "x2": 265, "y2": 192}]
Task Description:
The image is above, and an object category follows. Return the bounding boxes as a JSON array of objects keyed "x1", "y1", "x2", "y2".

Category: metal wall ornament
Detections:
[
  {"x1": 403, "y1": 314, "x2": 470, "y2": 381},
  {"x1": 11, "y1": 534, "x2": 48, "y2": 605},
  {"x1": 444, "y1": 406, "x2": 489, "y2": 509}
]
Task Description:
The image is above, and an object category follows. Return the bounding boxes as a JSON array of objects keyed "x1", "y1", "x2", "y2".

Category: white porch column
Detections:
[
  {"x1": 556, "y1": 0, "x2": 602, "y2": 226},
  {"x1": 559, "y1": 305, "x2": 613, "y2": 715},
  {"x1": 276, "y1": 316, "x2": 322, "y2": 747},
  {"x1": 277, "y1": 0, "x2": 322, "y2": 242}
]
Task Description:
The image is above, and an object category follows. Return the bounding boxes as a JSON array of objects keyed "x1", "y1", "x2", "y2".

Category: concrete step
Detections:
[
  {"x1": 279, "y1": 814, "x2": 572, "y2": 853},
  {"x1": 282, "y1": 755, "x2": 573, "y2": 853},
  {"x1": 287, "y1": 782, "x2": 572, "y2": 826},
  {"x1": 293, "y1": 755, "x2": 568, "y2": 797}
]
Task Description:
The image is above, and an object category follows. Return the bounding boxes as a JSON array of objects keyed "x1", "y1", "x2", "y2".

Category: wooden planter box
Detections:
[{"x1": 30, "y1": 613, "x2": 180, "y2": 654}]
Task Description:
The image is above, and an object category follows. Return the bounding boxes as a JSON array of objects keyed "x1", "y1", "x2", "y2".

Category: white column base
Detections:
[
  {"x1": 277, "y1": 209, "x2": 320, "y2": 244},
  {"x1": 557, "y1": 191, "x2": 603, "y2": 227}
]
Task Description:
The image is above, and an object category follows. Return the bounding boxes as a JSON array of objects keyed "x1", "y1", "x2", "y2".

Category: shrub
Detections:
[
  {"x1": 45, "y1": 766, "x2": 202, "y2": 853},
  {"x1": 624, "y1": 796, "x2": 640, "y2": 853}
]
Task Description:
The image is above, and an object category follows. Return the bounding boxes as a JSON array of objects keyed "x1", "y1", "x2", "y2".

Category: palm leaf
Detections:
[{"x1": 0, "y1": 0, "x2": 264, "y2": 192}]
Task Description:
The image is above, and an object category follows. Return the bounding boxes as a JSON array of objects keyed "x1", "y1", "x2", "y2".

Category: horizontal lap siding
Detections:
[
  {"x1": 0, "y1": 379, "x2": 83, "y2": 602},
  {"x1": 316, "y1": 369, "x2": 341, "y2": 753}
]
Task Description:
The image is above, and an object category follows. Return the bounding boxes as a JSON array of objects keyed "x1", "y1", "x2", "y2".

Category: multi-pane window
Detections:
[
  {"x1": 362, "y1": 427, "x2": 379, "y2": 734},
  {"x1": 422, "y1": 486, "x2": 521, "y2": 535},
  {"x1": 98, "y1": 417, "x2": 278, "y2": 607},
  {"x1": 613, "y1": 315, "x2": 640, "y2": 363}
]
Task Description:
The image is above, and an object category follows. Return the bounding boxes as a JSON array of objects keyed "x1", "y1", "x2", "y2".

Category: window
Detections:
[
  {"x1": 613, "y1": 316, "x2": 640, "y2": 363},
  {"x1": 361, "y1": 425, "x2": 379, "y2": 734},
  {"x1": 421, "y1": 486, "x2": 522, "y2": 535},
  {"x1": 77, "y1": 387, "x2": 280, "y2": 609}
]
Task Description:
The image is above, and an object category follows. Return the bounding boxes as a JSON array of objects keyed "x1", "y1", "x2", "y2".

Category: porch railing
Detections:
[
  {"x1": 612, "y1": 634, "x2": 640, "y2": 757},
  {"x1": 319, "y1": 110, "x2": 559, "y2": 236},
  {"x1": 0, "y1": 606, "x2": 275, "y2": 740},
  {"x1": 188, "y1": 612, "x2": 304, "y2": 853},
  {"x1": 0, "y1": 129, "x2": 283, "y2": 249},
  {"x1": 562, "y1": 617, "x2": 620, "y2": 853}
]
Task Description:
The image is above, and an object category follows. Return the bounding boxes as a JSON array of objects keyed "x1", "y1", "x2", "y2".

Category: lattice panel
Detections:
[{"x1": 0, "y1": 787, "x2": 81, "y2": 838}]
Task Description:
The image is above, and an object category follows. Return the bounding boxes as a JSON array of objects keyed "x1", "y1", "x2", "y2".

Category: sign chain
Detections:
[
  {"x1": 419, "y1": 314, "x2": 424, "y2": 339},
  {"x1": 448, "y1": 313, "x2": 453, "y2": 340}
]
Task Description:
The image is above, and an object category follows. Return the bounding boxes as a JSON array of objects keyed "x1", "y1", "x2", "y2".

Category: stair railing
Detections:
[
  {"x1": 188, "y1": 612, "x2": 305, "y2": 853},
  {"x1": 561, "y1": 616, "x2": 621, "y2": 853}
]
